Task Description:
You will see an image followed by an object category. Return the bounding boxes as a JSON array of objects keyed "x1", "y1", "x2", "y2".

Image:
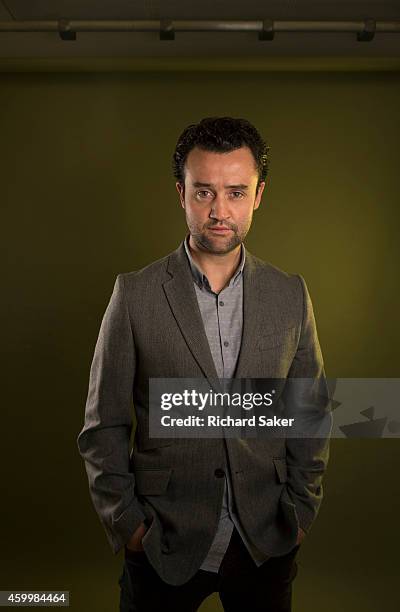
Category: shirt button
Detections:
[
  {"x1": 224, "y1": 341, "x2": 229, "y2": 347},
  {"x1": 219, "y1": 300, "x2": 224, "y2": 306},
  {"x1": 214, "y1": 468, "x2": 225, "y2": 478}
]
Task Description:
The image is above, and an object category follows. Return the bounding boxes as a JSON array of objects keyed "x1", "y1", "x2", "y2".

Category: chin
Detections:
[{"x1": 208, "y1": 238, "x2": 241, "y2": 254}]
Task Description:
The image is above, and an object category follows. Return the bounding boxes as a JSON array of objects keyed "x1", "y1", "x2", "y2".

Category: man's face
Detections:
[{"x1": 176, "y1": 146, "x2": 265, "y2": 255}]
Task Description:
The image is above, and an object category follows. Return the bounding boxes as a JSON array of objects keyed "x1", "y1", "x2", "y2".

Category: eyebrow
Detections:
[{"x1": 192, "y1": 181, "x2": 249, "y2": 190}]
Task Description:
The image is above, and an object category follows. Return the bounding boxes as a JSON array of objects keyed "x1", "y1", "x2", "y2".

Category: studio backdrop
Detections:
[{"x1": 1, "y1": 65, "x2": 399, "y2": 611}]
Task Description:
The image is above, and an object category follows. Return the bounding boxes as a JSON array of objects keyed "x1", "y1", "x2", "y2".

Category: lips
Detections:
[{"x1": 208, "y1": 226, "x2": 232, "y2": 231}]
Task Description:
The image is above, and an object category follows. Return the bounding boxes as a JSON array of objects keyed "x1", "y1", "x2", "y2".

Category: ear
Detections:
[
  {"x1": 254, "y1": 181, "x2": 266, "y2": 211},
  {"x1": 176, "y1": 182, "x2": 185, "y2": 208}
]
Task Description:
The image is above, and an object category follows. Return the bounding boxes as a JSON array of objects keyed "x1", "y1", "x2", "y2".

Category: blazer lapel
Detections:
[
  {"x1": 162, "y1": 241, "x2": 221, "y2": 386},
  {"x1": 233, "y1": 250, "x2": 264, "y2": 379}
]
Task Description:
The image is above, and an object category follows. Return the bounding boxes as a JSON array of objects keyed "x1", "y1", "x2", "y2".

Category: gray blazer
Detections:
[{"x1": 77, "y1": 239, "x2": 331, "y2": 586}]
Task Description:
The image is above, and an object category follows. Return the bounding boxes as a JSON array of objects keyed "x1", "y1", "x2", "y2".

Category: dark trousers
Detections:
[{"x1": 119, "y1": 527, "x2": 301, "y2": 612}]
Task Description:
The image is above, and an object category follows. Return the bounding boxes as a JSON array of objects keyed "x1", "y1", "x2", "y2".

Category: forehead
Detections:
[{"x1": 184, "y1": 146, "x2": 257, "y2": 182}]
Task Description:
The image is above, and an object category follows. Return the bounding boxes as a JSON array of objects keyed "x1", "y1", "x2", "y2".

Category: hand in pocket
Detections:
[
  {"x1": 126, "y1": 521, "x2": 148, "y2": 552},
  {"x1": 296, "y1": 526, "x2": 306, "y2": 546}
]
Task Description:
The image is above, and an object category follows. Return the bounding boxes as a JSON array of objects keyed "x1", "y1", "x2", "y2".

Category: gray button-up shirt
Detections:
[{"x1": 183, "y1": 235, "x2": 269, "y2": 572}]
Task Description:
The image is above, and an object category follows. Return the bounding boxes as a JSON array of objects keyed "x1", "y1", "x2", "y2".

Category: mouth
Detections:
[{"x1": 208, "y1": 226, "x2": 233, "y2": 234}]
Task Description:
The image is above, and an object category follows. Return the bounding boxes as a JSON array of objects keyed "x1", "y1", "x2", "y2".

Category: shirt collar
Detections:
[{"x1": 183, "y1": 233, "x2": 246, "y2": 291}]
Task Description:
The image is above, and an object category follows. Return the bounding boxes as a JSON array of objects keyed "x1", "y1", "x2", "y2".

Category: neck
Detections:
[{"x1": 188, "y1": 235, "x2": 242, "y2": 292}]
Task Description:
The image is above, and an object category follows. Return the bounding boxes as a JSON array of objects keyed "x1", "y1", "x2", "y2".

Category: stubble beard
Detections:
[{"x1": 190, "y1": 225, "x2": 247, "y2": 255}]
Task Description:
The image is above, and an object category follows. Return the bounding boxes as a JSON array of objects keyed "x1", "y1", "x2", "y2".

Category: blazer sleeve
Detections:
[
  {"x1": 283, "y1": 274, "x2": 332, "y2": 533},
  {"x1": 77, "y1": 273, "x2": 147, "y2": 555}
]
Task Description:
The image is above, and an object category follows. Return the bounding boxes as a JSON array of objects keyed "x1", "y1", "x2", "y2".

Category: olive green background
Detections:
[{"x1": 1, "y1": 65, "x2": 399, "y2": 611}]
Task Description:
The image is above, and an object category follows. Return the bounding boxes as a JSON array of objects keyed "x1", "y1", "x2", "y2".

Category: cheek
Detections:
[
  {"x1": 185, "y1": 210, "x2": 203, "y2": 230},
  {"x1": 186, "y1": 205, "x2": 208, "y2": 222},
  {"x1": 236, "y1": 207, "x2": 253, "y2": 223}
]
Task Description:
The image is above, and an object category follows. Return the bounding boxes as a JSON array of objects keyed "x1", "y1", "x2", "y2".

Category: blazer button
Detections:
[{"x1": 214, "y1": 468, "x2": 225, "y2": 478}]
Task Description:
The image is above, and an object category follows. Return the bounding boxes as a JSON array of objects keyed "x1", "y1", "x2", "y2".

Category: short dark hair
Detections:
[{"x1": 172, "y1": 116, "x2": 269, "y2": 192}]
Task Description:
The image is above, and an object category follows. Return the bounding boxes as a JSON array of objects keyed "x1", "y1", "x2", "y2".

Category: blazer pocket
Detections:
[
  {"x1": 134, "y1": 468, "x2": 172, "y2": 496},
  {"x1": 257, "y1": 327, "x2": 296, "y2": 351},
  {"x1": 135, "y1": 436, "x2": 175, "y2": 452},
  {"x1": 273, "y1": 457, "x2": 288, "y2": 484}
]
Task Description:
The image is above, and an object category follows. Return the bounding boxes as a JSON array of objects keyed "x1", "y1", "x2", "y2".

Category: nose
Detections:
[{"x1": 209, "y1": 194, "x2": 231, "y2": 223}]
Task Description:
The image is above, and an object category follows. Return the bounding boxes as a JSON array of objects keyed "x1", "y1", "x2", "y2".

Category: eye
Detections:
[
  {"x1": 196, "y1": 190, "x2": 212, "y2": 198},
  {"x1": 230, "y1": 191, "x2": 244, "y2": 199}
]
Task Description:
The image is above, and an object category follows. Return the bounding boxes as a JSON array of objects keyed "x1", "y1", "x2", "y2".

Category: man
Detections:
[{"x1": 77, "y1": 117, "x2": 331, "y2": 612}]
